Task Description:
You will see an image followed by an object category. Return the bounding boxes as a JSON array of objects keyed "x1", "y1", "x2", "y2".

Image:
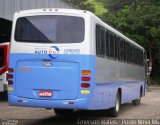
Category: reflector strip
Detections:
[
  {"x1": 63, "y1": 102, "x2": 75, "y2": 105},
  {"x1": 20, "y1": 67, "x2": 30, "y2": 71}
]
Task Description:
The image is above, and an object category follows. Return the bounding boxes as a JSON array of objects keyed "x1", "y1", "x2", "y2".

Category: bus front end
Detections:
[{"x1": 8, "y1": 9, "x2": 95, "y2": 111}]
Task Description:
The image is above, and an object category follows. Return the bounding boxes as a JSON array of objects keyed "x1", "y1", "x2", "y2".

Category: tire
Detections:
[
  {"x1": 54, "y1": 108, "x2": 74, "y2": 116},
  {"x1": 132, "y1": 89, "x2": 142, "y2": 106},
  {"x1": 108, "y1": 92, "x2": 121, "y2": 117}
]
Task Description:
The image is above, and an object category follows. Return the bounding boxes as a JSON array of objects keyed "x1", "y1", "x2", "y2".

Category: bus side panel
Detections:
[{"x1": 89, "y1": 57, "x2": 145, "y2": 109}]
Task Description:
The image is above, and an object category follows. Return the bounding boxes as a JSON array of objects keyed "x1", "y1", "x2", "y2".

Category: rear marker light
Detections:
[
  {"x1": 83, "y1": 10, "x2": 87, "y2": 13},
  {"x1": 63, "y1": 102, "x2": 75, "y2": 105},
  {"x1": 81, "y1": 83, "x2": 90, "y2": 88},
  {"x1": 16, "y1": 100, "x2": 28, "y2": 103},
  {"x1": 8, "y1": 80, "x2": 13, "y2": 85},
  {"x1": 81, "y1": 90, "x2": 90, "y2": 94},
  {"x1": 8, "y1": 68, "x2": 14, "y2": 73},
  {"x1": 82, "y1": 70, "x2": 91, "y2": 75},
  {"x1": 68, "y1": 102, "x2": 74, "y2": 104},
  {"x1": 7, "y1": 74, "x2": 13, "y2": 80},
  {"x1": 81, "y1": 77, "x2": 91, "y2": 81},
  {"x1": 8, "y1": 87, "x2": 13, "y2": 91},
  {"x1": 17, "y1": 100, "x2": 23, "y2": 103}
]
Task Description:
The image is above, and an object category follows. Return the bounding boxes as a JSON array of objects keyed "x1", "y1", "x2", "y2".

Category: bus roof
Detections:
[
  {"x1": 14, "y1": 8, "x2": 88, "y2": 16},
  {"x1": 14, "y1": 8, "x2": 145, "y2": 51}
]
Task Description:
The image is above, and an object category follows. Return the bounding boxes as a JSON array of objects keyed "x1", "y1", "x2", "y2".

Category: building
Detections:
[{"x1": 0, "y1": 0, "x2": 74, "y2": 43}]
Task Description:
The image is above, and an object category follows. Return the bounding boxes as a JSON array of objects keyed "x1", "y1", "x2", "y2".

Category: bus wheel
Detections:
[
  {"x1": 108, "y1": 92, "x2": 121, "y2": 117},
  {"x1": 54, "y1": 108, "x2": 74, "y2": 116},
  {"x1": 132, "y1": 88, "x2": 142, "y2": 106}
]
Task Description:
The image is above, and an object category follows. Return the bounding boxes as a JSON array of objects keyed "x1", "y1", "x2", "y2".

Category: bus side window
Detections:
[
  {"x1": 100, "y1": 28, "x2": 105, "y2": 57},
  {"x1": 116, "y1": 37, "x2": 119, "y2": 60},
  {"x1": 105, "y1": 31, "x2": 109, "y2": 57},
  {"x1": 129, "y1": 44, "x2": 133, "y2": 63},
  {"x1": 125, "y1": 42, "x2": 129, "y2": 63},
  {"x1": 133, "y1": 47, "x2": 136, "y2": 64},
  {"x1": 135, "y1": 48, "x2": 139, "y2": 64},
  {"x1": 109, "y1": 33, "x2": 116, "y2": 59},
  {"x1": 119, "y1": 39, "x2": 125, "y2": 61},
  {"x1": 96, "y1": 25, "x2": 101, "y2": 56}
]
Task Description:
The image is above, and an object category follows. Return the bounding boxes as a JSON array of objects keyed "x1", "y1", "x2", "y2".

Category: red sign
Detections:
[{"x1": 38, "y1": 90, "x2": 52, "y2": 97}]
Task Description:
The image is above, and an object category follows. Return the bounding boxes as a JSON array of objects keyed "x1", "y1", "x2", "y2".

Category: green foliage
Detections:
[
  {"x1": 63, "y1": 0, "x2": 95, "y2": 12},
  {"x1": 103, "y1": 0, "x2": 160, "y2": 12},
  {"x1": 88, "y1": 0, "x2": 107, "y2": 16},
  {"x1": 102, "y1": 0, "x2": 160, "y2": 80},
  {"x1": 103, "y1": 0, "x2": 135, "y2": 12}
]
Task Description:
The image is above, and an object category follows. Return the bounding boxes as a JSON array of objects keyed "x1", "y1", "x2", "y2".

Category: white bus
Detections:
[{"x1": 8, "y1": 9, "x2": 148, "y2": 117}]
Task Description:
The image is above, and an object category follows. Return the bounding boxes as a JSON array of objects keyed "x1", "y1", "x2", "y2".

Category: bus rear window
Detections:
[
  {"x1": 15, "y1": 15, "x2": 85, "y2": 43},
  {"x1": 0, "y1": 48, "x2": 4, "y2": 68}
]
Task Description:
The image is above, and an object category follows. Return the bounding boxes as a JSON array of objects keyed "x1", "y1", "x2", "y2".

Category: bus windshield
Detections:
[
  {"x1": 0, "y1": 48, "x2": 4, "y2": 68},
  {"x1": 15, "y1": 15, "x2": 85, "y2": 43}
]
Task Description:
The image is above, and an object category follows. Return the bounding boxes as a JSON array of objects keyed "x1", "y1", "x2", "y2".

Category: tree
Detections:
[
  {"x1": 63, "y1": 0, "x2": 95, "y2": 12},
  {"x1": 102, "y1": 1, "x2": 160, "y2": 82}
]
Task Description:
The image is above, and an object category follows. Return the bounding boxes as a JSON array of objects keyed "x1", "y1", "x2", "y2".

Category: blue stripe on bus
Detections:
[
  {"x1": 8, "y1": 80, "x2": 145, "y2": 110},
  {"x1": 8, "y1": 53, "x2": 145, "y2": 110}
]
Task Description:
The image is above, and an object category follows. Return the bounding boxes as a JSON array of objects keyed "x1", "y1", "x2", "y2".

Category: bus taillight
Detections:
[
  {"x1": 8, "y1": 80, "x2": 13, "y2": 85},
  {"x1": 6, "y1": 74, "x2": 13, "y2": 80},
  {"x1": 81, "y1": 77, "x2": 91, "y2": 81},
  {"x1": 81, "y1": 70, "x2": 91, "y2": 88},
  {"x1": 8, "y1": 68, "x2": 14, "y2": 73},
  {"x1": 82, "y1": 70, "x2": 91, "y2": 75},
  {"x1": 7, "y1": 68, "x2": 14, "y2": 85},
  {"x1": 81, "y1": 83, "x2": 90, "y2": 88}
]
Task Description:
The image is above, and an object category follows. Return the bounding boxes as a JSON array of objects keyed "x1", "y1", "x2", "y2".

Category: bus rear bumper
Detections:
[{"x1": 8, "y1": 95, "x2": 90, "y2": 109}]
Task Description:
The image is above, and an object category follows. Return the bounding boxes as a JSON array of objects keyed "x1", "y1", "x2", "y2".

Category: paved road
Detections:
[{"x1": 0, "y1": 88, "x2": 160, "y2": 125}]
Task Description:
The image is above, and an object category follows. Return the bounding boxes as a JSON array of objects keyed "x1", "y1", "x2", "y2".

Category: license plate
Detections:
[{"x1": 38, "y1": 90, "x2": 52, "y2": 97}]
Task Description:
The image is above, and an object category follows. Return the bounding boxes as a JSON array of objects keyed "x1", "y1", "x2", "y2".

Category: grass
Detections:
[{"x1": 87, "y1": 0, "x2": 107, "y2": 16}]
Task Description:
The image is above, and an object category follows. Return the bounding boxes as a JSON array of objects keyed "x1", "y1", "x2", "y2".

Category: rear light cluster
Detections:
[
  {"x1": 7, "y1": 68, "x2": 14, "y2": 85},
  {"x1": 81, "y1": 70, "x2": 91, "y2": 88}
]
